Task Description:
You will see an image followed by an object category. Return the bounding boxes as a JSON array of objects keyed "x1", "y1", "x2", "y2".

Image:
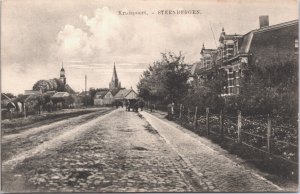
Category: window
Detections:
[
  {"x1": 236, "y1": 86, "x2": 240, "y2": 95},
  {"x1": 234, "y1": 41, "x2": 239, "y2": 55},
  {"x1": 295, "y1": 39, "x2": 298, "y2": 54},
  {"x1": 228, "y1": 87, "x2": 234, "y2": 94}
]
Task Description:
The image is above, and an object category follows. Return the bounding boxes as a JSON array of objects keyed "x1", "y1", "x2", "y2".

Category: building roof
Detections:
[
  {"x1": 114, "y1": 89, "x2": 137, "y2": 99},
  {"x1": 45, "y1": 91, "x2": 56, "y2": 96},
  {"x1": 79, "y1": 91, "x2": 90, "y2": 96},
  {"x1": 52, "y1": 92, "x2": 70, "y2": 98},
  {"x1": 190, "y1": 61, "x2": 202, "y2": 75},
  {"x1": 65, "y1": 84, "x2": 75, "y2": 94},
  {"x1": 111, "y1": 88, "x2": 124, "y2": 96},
  {"x1": 24, "y1": 90, "x2": 42, "y2": 95},
  {"x1": 239, "y1": 19, "x2": 298, "y2": 54},
  {"x1": 1, "y1": 93, "x2": 12, "y2": 101},
  {"x1": 95, "y1": 90, "x2": 109, "y2": 99}
]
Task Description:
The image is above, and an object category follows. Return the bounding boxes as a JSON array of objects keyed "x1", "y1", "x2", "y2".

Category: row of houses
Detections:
[
  {"x1": 1, "y1": 64, "x2": 82, "y2": 119},
  {"x1": 93, "y1": 88, "x2": 138, "y2": 106},
  {"x1": 189, "y1": 16, "x2": 298, "y2": 96},
  {"x1": 1, "y1": 62, "x2": 139, "y2": 120}
]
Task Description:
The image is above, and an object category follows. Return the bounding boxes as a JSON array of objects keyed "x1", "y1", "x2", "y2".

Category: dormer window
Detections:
[
  {"x1": 234, "y1": 40, "x2": 239, "y2": 55},
  {"x1": 227, "y1": 44, "x2": 234, "y2": 58}
]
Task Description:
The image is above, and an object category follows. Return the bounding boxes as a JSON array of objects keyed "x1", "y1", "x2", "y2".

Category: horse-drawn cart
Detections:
[{"x1": 125, "y1": 99, "x2": 139, "y2": 112}]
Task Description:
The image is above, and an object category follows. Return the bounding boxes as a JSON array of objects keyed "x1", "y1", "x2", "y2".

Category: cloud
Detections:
[
  {"x1": 57, "y1": 24, "x2": 90, "y2": 58},
  {"x1": 3, "y1": 1, "x2": 298, "y2": 95},
  {"x1": 55, "y1": 6, "x2": 206, "y2": 65},
  {"x1": 57, "y1": 7, "x2": 129, "y2": 62}
]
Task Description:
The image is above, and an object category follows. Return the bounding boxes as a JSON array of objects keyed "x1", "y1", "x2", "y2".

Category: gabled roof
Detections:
[
  {"x1": 111, "y1": 88, "x2": 124, "y2": 96},
  {"x1": 114, "y1": 89, "x2": 137, "y2": 99},
  {"x1": 1, "y1": 93, "x2": 12, "y2": 101},
  {"x1": 65, "y1": 84, "x2": 75, "y2": 94},
  {"x1": 95, "y1": 90, "x2": 109, "y2": 99}
]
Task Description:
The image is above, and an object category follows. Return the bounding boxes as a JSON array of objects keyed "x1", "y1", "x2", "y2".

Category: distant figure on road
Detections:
[
  {"x1": 138, "y1": 99, "x2": 145, "y2": 111},
  {"x1": 150, "y1": 104, "x2": 154, "y2": 112},
  {"x1": 125, "y1": 100, "x2": 129, "y2": 111},
  {"x1": 167, "y1": 102, "x2": 175, "y2": 120}
]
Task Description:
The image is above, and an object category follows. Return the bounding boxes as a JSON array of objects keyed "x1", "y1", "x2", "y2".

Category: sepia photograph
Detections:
[{"x1": 1, "y1": 0, "x2": 299, "y2": 192}]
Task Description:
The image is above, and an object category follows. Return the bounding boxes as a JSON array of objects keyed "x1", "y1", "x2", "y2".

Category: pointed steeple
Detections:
[
  {"x1": 112, "y1": 62, "x2": 118, "y2": 81},
  {"x1": 61, "y1": 61, "x2": 65, "y2": 71},
  {"x1": 109, "y1": 62, "x2": 121, "y2": 90}
]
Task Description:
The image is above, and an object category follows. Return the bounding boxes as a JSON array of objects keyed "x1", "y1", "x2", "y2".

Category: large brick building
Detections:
[{"x1": 193, "y1": 16, "x2": 298, "y2": 96}]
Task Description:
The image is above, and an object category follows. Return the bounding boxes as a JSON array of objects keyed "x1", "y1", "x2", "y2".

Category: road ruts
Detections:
[
  {"x1": 3, "y1": 109, "x2": 211, "y2": 192},
  {"x1": 2, "y1": 108, "x2": 112, "y2": 164},
  {"x1": 140, "y1": 111, "x2": 283, "y2": 192},
  {"x1": 2, "y1": 108, "x2": 283, "y2": 192}
]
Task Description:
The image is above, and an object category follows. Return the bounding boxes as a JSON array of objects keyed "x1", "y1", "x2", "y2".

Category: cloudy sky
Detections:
[{"x1": 1, "y1": 0, "x2": 298, "y2": 95}]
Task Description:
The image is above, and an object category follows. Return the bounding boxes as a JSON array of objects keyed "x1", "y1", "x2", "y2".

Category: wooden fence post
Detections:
[
  {"x1": 220, "y1": 110, "x2": 224, "y2": 138},
  {"x1": 179, "y1": 104, "x2": 182, "y2": 119},
  {"x1": 237, "y1": 110, "x2": 242, "y2": 143},
  {"x1": 194, "y1": 106, "x2": 198, "y2": 130},
  {"x1": 267, "y1": 114, "x2": 271, "y2": 153},
  {"x1": 24, "y1": 103, "x2": 27, "y2": 118},
  {"x1": 206, "y1": 108, "x2": 210, "y2": 135},
  {"x1": 182, "y1": 105, "x2": 184, "y2": 120}
]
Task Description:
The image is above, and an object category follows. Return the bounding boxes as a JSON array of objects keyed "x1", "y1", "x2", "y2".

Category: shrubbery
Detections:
[{"x1": 139, "y1": 52, "x2": 298, "y2": 119}]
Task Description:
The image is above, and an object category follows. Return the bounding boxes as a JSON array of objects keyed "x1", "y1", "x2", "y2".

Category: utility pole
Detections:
[{"x1": 85, "y1": 75, "x2": 87, "y2": 108}]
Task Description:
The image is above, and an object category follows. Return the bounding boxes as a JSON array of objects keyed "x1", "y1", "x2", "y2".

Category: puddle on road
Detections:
[
  {"x1": 132, "y1": 146, "x2": 148, "y2": 151},
  {"x1": 119, "y1": 128, "x2": 135, "y2": 133}
]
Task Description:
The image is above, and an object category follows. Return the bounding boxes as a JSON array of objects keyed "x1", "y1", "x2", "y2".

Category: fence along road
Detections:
[{"x1": 140, "y1": 111, "x2": 283, "y2": 192}]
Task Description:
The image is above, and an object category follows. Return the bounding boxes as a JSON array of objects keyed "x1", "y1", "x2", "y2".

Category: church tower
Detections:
[
  {"x1": 109, "y1": 63, "x2": 121, "y2": 90},
  {"x1": 60, "y1": 62, "x2": 66, "y2": 85}
]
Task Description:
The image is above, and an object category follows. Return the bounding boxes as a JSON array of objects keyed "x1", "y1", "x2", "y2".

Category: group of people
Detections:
[{"x1": 124, "y1": 99, "x2": 145, "y2": 112}]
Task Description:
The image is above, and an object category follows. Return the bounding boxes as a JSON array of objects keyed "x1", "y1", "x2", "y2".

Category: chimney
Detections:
[{"x1": 259, "y1": 15, "x2": 269, "y2": 28}]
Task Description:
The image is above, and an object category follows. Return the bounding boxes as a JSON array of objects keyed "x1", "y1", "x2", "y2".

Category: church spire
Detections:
[
  {"x1": 109, "y1": 62, "x2": 121, "y2": 90},
  {"x1": 112, "y1": 62, "x2": 118, "y2": 81}
]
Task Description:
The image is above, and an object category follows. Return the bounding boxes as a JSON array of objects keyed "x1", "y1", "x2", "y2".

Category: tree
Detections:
[
  {"x1": 32, "y1": 79, "x2": 66, "y2": 92},
  {"x1": 137, "y1": 52, "x2": 190, "y2": 104},
  {"x1": 183, "y1": 67, "x2": 225, "y2": 114},
  {"x1": 89, "y1": 88, "x2": 97, "y2": 98},
  {"x1": 238, "y1": 57, "x2": 298, "y2": 116},
  {"x1": 3, "y1": 93, "x2": 16, "y2": 99}
]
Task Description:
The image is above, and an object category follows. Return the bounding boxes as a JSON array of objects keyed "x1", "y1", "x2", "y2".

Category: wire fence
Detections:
[{"x1": 149, "y1": 104, "x2": 298, "y2": 165}]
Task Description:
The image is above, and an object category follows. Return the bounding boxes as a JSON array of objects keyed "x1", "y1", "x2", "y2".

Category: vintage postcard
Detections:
[{"x1": 1, "y1": 0, "x2": 298, "y2": 192}]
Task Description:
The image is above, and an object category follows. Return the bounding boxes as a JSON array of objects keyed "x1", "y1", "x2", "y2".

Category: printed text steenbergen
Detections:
[{"x1": 118, "y1": 10, "x2": 202, "y2": 16}]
